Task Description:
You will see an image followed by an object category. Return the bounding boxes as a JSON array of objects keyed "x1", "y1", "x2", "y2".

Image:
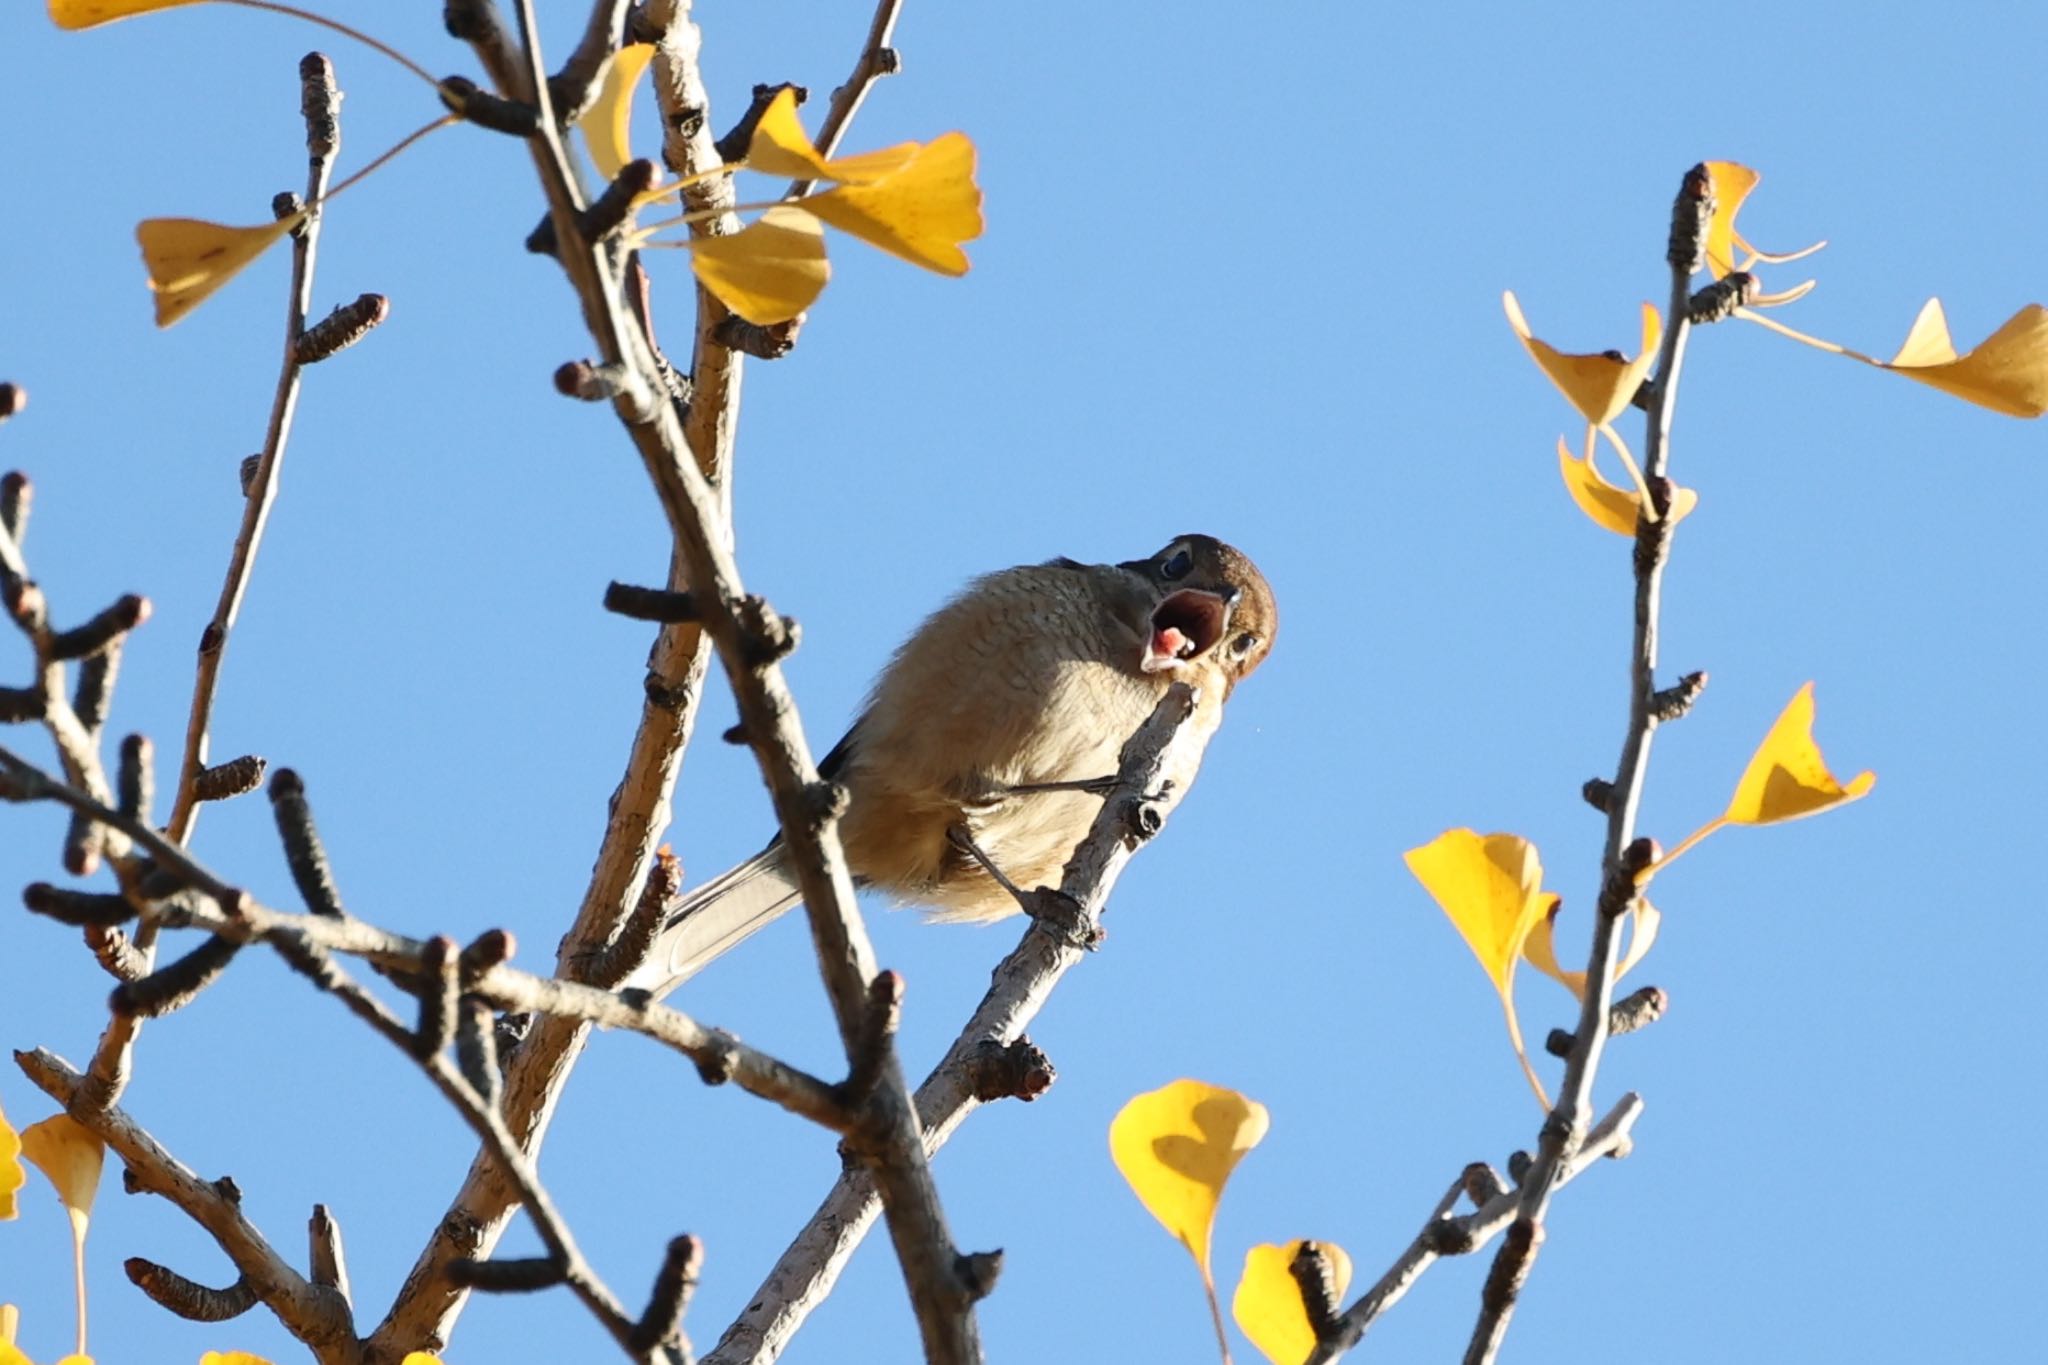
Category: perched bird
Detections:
[{"x1": 631, "y1": 534, "x2": 1276, "y2": 996}]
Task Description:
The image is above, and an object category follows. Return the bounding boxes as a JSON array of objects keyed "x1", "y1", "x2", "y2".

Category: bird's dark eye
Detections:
[
  {"x1": 1230, "y1": 632, "x2": 1258, "y2": 657},
  {"x1": 1160, "y1": 547, "x2": 1193, "y2": 580}
]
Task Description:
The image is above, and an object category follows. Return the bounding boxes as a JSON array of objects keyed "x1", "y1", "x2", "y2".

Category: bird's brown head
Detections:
[{"x1": 1123, "y1": 534, "x2": 1277, "y2": 695}]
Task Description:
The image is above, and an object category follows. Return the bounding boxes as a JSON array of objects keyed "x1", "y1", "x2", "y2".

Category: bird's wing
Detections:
[
  {"x1": 816, "y1": 715, "x2": 865, "y2": 781},
  {"x1": 626, "y1": 843, "x2": 803, "y2": 998}
]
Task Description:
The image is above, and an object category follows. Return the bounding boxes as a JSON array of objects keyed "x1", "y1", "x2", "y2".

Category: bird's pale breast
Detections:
[{"x1": 837, "y1": 563, "x2": 1215, "y2": 920}]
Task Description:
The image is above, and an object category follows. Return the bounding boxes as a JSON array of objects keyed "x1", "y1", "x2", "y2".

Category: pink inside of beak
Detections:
[
  {"x1": 1142, "y1": 589, "x2": 1229, "y2": 673},
  {"x1": 1142, "y1": 625, "x2": 1191, "y2": 673}
]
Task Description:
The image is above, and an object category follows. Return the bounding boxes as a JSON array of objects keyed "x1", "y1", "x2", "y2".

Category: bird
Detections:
[{"x1": 629, "y1": 534, "x2": 1276, "y2": 997}]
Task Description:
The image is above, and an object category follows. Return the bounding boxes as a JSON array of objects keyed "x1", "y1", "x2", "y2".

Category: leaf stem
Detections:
[
  {"x1": 1202, "y1": 1264, "x2": 1235, "y2": 1365},
  {"x1": 71, "y1": 1220, "x2": 88, "y2": 1357},
  {"x1": 220, "y1": 0, "x2": 439, "y2": 87},
  {"x1": 629, "y1": 160, "x2": 745, "y2": 208},
  {"x1": 630, "y1": 194, "x2": 806, "y2": 243},
  {"x1": 322, "y1": 115, "x2": 460, "y2": 204},
  {"x1": 1596, "y1": 423, "x2": 1660, "y2": 522},
  {"x1": 1638, "y1": 817, "x2": 1725, "y2": 883},
  {"x1": 1503, "y1": 994, "x2": 1553, "y2": 1111}
]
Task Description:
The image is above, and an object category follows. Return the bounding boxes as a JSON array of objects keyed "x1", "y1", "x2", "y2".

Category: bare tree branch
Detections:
[
  {"x1": 379, "y1": 3, "x2": 730, "y2": 1344},
  {"x1": 400, "y1": 4, "x2": 987, "y2": 1359},
  {"x1": 14, "y1": 1048, "x2": 358, "y2": 1362},
  {"x1": 162, "y1": 51, "x2": 343, "y2": 849},
  {"x1": 1, "y1": 740, "x2": 852, "y2": 1139},
  {"x1": 264, "y1": 930, "x2": 657, "y2": 1359},
  {"x1": 75, "y1": 51, "x2": 354, "y2": 1123},
  {"x1": 1305, "y1": 1095, "x2": 1643, "y2": 1363},
  {"x1": 1457, "y1": 165, "x2": 1711, "y2": 1365},
  {"x1": 709, "y1": 686, "x2": 1200, "y2": 1364}
]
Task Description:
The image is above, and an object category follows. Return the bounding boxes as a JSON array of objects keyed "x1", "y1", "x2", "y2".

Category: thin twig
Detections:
[
  {"x1": 1306, "y1": 1096, "x2": 1644, "y2": 1364},
  {"x1": 266, "y1": 931, "x2": 653, "y2": 1357},
  {"x1": 0, "y1": 747, "x2": 241, "y2": 906},
  {"x1": 77, "y1": 51, "x2": 348, "y2": 1113},
  {"x1": 785, "y1": 0, "x2": 904, "y2": 198},
  {"x1": 0, "y1": 505, "x2": 124, "y2": 825},
  {"x1": 0, "y1": 742, "x2": 849, "y2": 1133},
  {"x1": 13, "y1": 1049, "x2": 356, "y2": 1359},
  {"x1": 162, "y1": 51, "x2": 341, "y2": 849},
  {"x1": 549, "y1": 0, "x2": 635, "y2": 121},
  {"x1": 1458, "y1": 164, "x2": 1708, "y2": 1365}
]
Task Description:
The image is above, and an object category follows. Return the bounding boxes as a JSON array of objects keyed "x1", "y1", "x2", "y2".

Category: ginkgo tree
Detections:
[
  {"x1": 6, "y1": 2, "x2": 2044, "y2": 1363},
  {"x1": 1107, "y1": 158, "x2": 2041, "y2": 1365}
]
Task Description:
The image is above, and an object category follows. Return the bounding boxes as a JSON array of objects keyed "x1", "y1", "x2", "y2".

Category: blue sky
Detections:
[{"x1": 2, "y1": 2, "x2": 2043, "y2": 1362}]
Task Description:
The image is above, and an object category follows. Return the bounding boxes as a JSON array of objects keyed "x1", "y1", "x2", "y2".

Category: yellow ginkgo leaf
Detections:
[
  {"x1": 1556, "y1": 436, "x2": 1697, "y2": 536},
  {"x1": 47, "y1": 0, "x2": 201, "y2": 28},
  {"x1": 20, "y1": 1116, "x2": 101, "y2": 1238},
  {"x1": 578, "y1": 42, "x2": 655, "y2": 182},
  {"x1": 1702, "y1": 161, "x2": 1760, "y2": 279},
  {"x1": 21, "y1": 1115, "x2": 102, "y2": 1363},
  {"x1": 1522, "y1": 902, "x2": 1584, "y2": 998},
  {"x1": 688, "y1": 206, "x2": 830, "y2": 325},
  {"x1": 1405, "y1": 829, "x2": 1556, "y2": 1106},
  {"x1": 1110, "y1": 1079, "x2": 1269, "y2": 1272},
  {"x1": 200, "y1": 1354, "x2": 275, "y2": 1365},
  {"x1": 136, "y1": 215, "x2": 303, "y2": 328},
  {"x1": 1649, "y1": 683, "x2": 1875, "y2": 880},
  {"x1": 0, "y1": 1317, "x2": 72, "y2": 1365},
  {"x1": 799, "y1": 132, "x2": 984, "y2": 276},
  {"x1": 0, "y1": 1100, "x2": 24, "y2": 1222},
  {"x1": 1523, "y1": 900, "x2": 1661, "y2": 1001},
  {"x1": 1232, "y1": 1241, "x2": 1353, "y2": 1365},
  {"x1": 1726, "y1": 682, "x2": 1875, "y2": 826},
  {"x1": 0, "y1": 1347, "x2": 88, "y2": 1365},
  {"x1": 1503, "y1": 292, "x2": 1661, "y2": 427},
  {"x1": 1620, "y1": 901, "x2": 1663, "y2": 978},
  {"x1": 1737, "y1": 297, "x2": 2048, "y2": 419},
  {"x1": 1405, "y1": 830, "x2": 1553, "y2": 997},
  {"x1": 1701, "y1": 161, "x2": 1825, "y2": 281},
  {"x1": 1873, "y1": 299, "x2": 2048, "y2": 419},
  {"x1": 743, "y1": 87, "x2": 919, "y2": 184}
]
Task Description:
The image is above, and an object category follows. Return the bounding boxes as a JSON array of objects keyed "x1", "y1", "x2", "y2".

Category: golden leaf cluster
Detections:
[
  {"x1": 1410, "y1": 684, "x2": 1871, "y2": 1097},
  {"x1": 51, "y1": 6, "x2": 981, "y2": 327},
  {"x1": 1111, "y1": 1080, "x2": 1355, "y2": 1364}
]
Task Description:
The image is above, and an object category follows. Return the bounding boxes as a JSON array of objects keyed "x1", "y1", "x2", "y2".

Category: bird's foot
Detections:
[
  {"x1": 1023, "y1": 888, "x2": 1101, "y2": 952},
  {"x1": 944, "y1": 825, "x2": 1103, "y2": 949},
  {"x1": 946, "y1": 824, "x2": 1031, "y2": 905}
]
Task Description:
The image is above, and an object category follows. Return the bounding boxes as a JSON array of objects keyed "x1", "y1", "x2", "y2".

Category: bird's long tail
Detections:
[{"x1": 627, "y1": 844, "x2": 803, "y2": 998}]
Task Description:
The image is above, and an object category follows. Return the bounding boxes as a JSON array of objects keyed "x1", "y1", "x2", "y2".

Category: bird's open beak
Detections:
[{"x1": 1141, "y1": 588, "x2": 1234, "y2": 674}]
